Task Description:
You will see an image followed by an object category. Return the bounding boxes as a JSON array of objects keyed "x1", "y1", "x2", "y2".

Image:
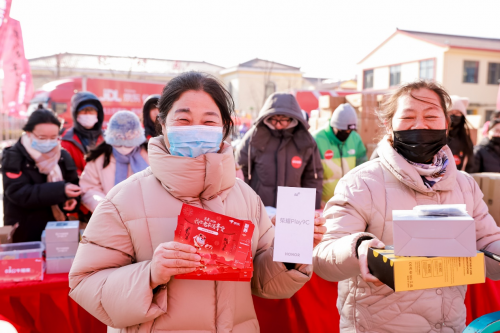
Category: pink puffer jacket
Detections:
[
  {"x1": 69, "y1": 137, "x2": 312, "y2": 333},
  {"x1": 313, "y1": 137, "x2": 500, "y2": 333},
  {"x1": 79, "y1": 148, "x2": 149, "y2": 212}
]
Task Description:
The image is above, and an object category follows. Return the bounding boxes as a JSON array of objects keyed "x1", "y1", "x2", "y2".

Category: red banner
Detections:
[
  {"x1": 2, "y1": 18, "x2": 33, "y2": 116},
  {"x1": 0, "y1": 0, "x2": 12, "y2": 57}
]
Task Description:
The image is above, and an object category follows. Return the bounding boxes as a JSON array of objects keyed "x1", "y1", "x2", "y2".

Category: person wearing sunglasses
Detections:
[
  {"x1": 235, "y1": 93, "x2": 323, "y2": 209},
  {"x1": 2, "y1": 109, "x2": 81, "y2": 243}
]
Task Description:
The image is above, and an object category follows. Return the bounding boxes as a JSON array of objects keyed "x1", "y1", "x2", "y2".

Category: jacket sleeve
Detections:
[
  {"x1": 80, "y1": 161, "x2": 106, "y2": 212},
  {"x1": 61, "y1": 150, "x2": 81, "y2": 213},
  {"x1": 312, "y1": 175, "x2": 378, "y2": 282},
  {"x1": 252, "y1": 199, "x2": 312, "y2": 299},
  {"x1": 465, "y1": 174, "x2": 500, "y2": 280},
  {"x1": 69, "y1": 199, "x2": 166, "y2": 328},
  {"x1": 235, "y1": 130, "x2": 253, "y2": 183},
  {"x1": 2, "y1": 170, "x2": 67, "y2": 209},
  {"x1": 355, "y1": 138, "x2": 368, "y2": 166},
  {"x1": 300, "y1": 143, "x2": 324, "y2": 209}
]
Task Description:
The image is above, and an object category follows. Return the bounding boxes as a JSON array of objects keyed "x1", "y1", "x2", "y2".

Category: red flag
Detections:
[
  {"x1": 2, "y1": 18, "x2": 34, "y2": 116},
  {"x1": 0, "y1": 0, "x2": 12, "y2": 57}
]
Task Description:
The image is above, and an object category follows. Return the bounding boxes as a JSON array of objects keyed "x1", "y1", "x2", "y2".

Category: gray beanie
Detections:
[
  {"x1": 330, "y1": 103, "x2": 357, "y2": 130},
  {"x1": 105, "y1": 111, "x2": 146, "y2": 147}
]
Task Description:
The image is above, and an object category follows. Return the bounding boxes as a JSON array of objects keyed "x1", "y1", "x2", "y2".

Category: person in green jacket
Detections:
[{"x1": 313, "y1": 103, "x2": 367, "y2": 207}]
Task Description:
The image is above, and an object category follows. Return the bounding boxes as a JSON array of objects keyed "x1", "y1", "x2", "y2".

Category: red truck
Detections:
[{"x1": 28, "y1": 77, "x2": 166, "y2": 129}]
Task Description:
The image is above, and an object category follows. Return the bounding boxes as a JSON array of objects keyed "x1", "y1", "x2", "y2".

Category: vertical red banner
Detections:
[
  {"x1": 2, "y1": 18, "x2": 34, "y2": 116},
  {"x1": 0, "y1": 0, "x2": 12, "y2": 57}
]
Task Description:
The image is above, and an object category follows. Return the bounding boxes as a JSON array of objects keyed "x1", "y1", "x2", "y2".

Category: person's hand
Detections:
[
  {"x1": 271, "y1": 215, "x2": 276, "y2": 225},
  {"x1": 63, "y1": 198, "x2": 77, "y2": 211},
  {"x1": 313, "y1": 212, "x2": 326, "y2": 248},
  {"x1": 358, "y1": 239, "x2": 385, "y2": 286},
  {"x1": 150, "y1": 242, "x2": 202, "y2": 289},
  {"x1": 65, "y1": 183, "x2": 81, "y2": 198}
]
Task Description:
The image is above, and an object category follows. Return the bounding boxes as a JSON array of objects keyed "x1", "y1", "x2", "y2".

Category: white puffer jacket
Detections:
[{"x1": 313, "y1": 137, "x2": 500, "y2": 333}]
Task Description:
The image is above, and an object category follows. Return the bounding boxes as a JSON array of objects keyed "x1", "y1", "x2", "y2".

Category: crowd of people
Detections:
[{"x1": 1, "y1": 71, "x2": 500, "y2": 332}]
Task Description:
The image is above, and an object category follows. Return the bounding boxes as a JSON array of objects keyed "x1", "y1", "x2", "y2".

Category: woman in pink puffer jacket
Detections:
[
  {"x1": 69, "y1": 72, "x2": 326, "y2": 333},
  {"x1": 313, "y1": 80, "x2": 500, "y2": 333}
]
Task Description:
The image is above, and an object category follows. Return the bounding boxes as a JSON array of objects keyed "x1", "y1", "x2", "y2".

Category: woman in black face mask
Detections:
[
  {"x1": 312, "y1": 80, "x2": 500, "y2": 332},
  {"x1": 469, "y1": 119, "x2": 500, "y2": 173},
  {"x1": 446, "y1": 95, "x2": 474, "y2": 171}
]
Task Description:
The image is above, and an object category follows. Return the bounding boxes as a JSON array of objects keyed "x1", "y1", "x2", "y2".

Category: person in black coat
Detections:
[
  {"x1": 2, "y1": 109, "x2": 81, "y2": 243},
  {"x1": 469, "y1": 119, "x2": 500, "y2": 173}
]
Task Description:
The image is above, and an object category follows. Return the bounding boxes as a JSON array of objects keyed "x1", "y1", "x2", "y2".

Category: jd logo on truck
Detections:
[{"x1": 100, "y1": 89, "x2": 122, "y2": 102}]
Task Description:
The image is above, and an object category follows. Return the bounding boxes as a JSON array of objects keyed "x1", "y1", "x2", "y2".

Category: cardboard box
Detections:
[
  {"x1": 45, "y1": 241, "x2": 79, "y2": 258},
  {"x1": 46, "y1": 256, "x2": 74, "y2": 274},
  {"x1": 45, "y1": 221, "x2": 79, "y2": 243},
  {"x1": 368, "y1": 248, "x2": 485, "y2": 292},
  {"x1": 470, "y1": 173, "x2": 500, "y2": 225},
  {"x1": 393, "y1": 210, "x2": 476, "y2": 257}
]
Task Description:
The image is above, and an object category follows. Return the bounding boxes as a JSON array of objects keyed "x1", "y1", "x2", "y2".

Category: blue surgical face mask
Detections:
[
  {"x1": 31, "y1": 138, "x2": 59, "y2": 153},
  {"x1": 167, "y1": 125, "x2": 223, "y2": 158}
]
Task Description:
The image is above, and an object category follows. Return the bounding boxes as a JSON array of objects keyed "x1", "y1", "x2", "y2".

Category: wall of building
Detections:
[
  {"x1": 221, "y1": 70, "x2": 303, "y2": 118},
  {"x1": 357, "y1": 33, "x2": 446, "y2": 91},
  {"x1": 442, "y1": 48, "x2": 500, "y2": 118}
]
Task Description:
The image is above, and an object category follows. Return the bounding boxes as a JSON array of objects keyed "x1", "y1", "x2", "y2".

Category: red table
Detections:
[
  {"x1": 0, "y1": 273, "x2": 498, "y2": 333},
  {"x1": 0, "y1": 274, "x2": 106, "y2": 333},
  {"x1": 254, "y1": 274, "x2": 500, "y2": 333}
]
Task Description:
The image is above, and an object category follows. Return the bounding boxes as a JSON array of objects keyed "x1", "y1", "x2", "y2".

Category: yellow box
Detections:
[{"x1": 368, "y1": 248, "x2": 485, "y2": 292}]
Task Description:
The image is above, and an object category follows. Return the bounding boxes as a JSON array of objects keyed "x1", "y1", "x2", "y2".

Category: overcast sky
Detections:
[{"x1": 10, "y1": 0, "x2": 500, "y2": 80}]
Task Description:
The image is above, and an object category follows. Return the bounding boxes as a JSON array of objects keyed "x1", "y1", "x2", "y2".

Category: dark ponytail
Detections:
[
  {"x1": 449, "y1": 116, "x2": 474, "y2": 158},
  {"x1": 86, "y1": 141, "x2": 113, "y2": 168}
]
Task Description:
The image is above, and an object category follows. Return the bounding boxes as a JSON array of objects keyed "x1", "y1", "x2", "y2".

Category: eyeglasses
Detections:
[
  {"x1": 268, "y1": 117, "x2": 292, "y2": 126},
  {"x1": 31, "y1": 132, "x2": 60, "y2": 141}
]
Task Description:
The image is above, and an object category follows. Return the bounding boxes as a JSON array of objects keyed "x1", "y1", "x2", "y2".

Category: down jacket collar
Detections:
[
  {"x1": 377, "y1": 135, "x2": 457, "y2": 194},
  {"x1": 148, "y1": 136, "x2": 235, "y2": 213}
]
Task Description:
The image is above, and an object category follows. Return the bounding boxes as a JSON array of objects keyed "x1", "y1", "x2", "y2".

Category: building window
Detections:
[
  {"x1": 488, "y1": 63, "x2": 500, "y2": 85},
  {"x1": 363, "y1": 69, "x2": 374, "y2": 89},
  {"x1": 390, "y1": 65, "x2": 401, "y2": 86},
  {"x1": 264, "y1": 81, "x2": 276, "y2": 99},
  {"x1": 463, "y1": 61, "x2": 479, "y2": 83},
  {"x1": 419, "y1": 59, "x2": 434, "y2": 80}
]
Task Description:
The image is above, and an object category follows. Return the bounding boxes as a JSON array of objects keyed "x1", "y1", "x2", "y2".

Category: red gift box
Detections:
[{"x1": 0, "y1": 258, "x2": 44, "y2": 282}]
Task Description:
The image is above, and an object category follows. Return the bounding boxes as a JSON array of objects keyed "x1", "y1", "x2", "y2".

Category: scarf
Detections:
[
  {"x1": 112, "y1": 146, "x2": 149, "y2": 185},
  {"x1": 21, "y1": 134, "x2": 66, "y2": 221},
  {"x1": 148, "y1": 136, "x2": 235, "y2": 214},
  {"x1": 402, "y1": 148, "x2": 449, "y2": 189}
]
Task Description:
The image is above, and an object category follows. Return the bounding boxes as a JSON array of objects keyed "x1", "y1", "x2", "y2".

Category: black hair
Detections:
[
  {"x1": 86, "y1": 141, "x2": 113, "y2": 168},
  {"x1": 23, "y1": 109, "x2": 61, "y2": 132},
  {"x1": 449, "y1": 115, "x2": 474, "y2": 159},
  {"x1": 157, "y1": 71, "x2": 235, "y2": 140}
]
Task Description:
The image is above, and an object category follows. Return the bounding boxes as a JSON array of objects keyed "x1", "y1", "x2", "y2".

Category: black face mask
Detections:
[
  {"x1": 449, "y1": 115, "x2": 464, "y2": 128},
  {"x1": 393, "y1": 129, "x2": 447, "y2": 164},
  {"x1": 335, "y1": 130, "x2": 351, "y2": 142}
]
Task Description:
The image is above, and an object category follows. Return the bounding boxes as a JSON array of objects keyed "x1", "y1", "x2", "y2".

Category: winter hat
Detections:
[
  {"x1": 449, "y1": 95, "x2": 469, "y2": 116},
  {"x1": 105, "y1": 111, "x2": 146, "y2": 147},
  {"x1": 77, "y1": 103, "x2": 98, "y2": 113},
  {"x1": 330, "y1": 103, "x2": 357, "y2": 130}
]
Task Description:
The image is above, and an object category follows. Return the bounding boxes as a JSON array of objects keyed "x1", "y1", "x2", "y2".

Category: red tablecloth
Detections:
[
  {"x1": 254, "y1": 274, "x2": 500, "y2": 333},
  {"x1": 0, "y1": 273, "x2": 499, "y2": 333},
  {"x1": 0, "y1": 274, "x2": 106, "y2": 333}
]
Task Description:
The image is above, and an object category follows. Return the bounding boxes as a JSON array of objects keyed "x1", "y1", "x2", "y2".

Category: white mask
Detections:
[
  {"x1": 77, "y1": 114, "x2": 98, "y2": 129},
  {"x1": 114, "y1": 146, "x2": 135, "y2": 155}
]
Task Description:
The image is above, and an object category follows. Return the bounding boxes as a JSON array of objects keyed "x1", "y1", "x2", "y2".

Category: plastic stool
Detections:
[{"x1": 464, "y1": 311, "x2": 500, "y2": 333}]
